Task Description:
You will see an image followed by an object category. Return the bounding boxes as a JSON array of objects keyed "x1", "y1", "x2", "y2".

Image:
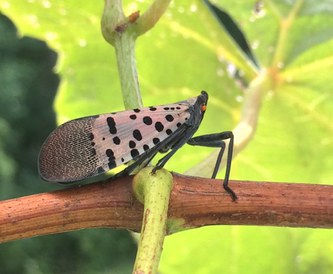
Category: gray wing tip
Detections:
[{"x1": 38, "y1": 117, "x2": 101, "y2": 183}]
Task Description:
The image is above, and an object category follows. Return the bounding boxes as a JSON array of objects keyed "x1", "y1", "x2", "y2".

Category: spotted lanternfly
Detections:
[{"x1": 38, "y1": 91, "x2": 237, "y2": 200}]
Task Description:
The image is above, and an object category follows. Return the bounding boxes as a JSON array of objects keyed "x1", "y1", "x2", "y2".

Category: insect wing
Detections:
[
  {"x1": 39, "y1": 116, "x2": 99, "y2": 182},
  {"x1": 38, "y1": 101, "x2": 193, "y2": 183}
]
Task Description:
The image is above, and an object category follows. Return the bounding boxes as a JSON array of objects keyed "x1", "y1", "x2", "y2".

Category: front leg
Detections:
[{"x1": 187, "y1": 131, "x2": 237, "y2": 201}]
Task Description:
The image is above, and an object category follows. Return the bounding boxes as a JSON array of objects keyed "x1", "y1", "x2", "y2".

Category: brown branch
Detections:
[{"x1": 0, "y1": 175, "x2": 332, "y2": 243}]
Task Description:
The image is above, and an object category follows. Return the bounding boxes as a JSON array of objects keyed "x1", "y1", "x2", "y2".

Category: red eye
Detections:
[{"x1": 201, "y1": 104, "x2": 207, "y2": 112}]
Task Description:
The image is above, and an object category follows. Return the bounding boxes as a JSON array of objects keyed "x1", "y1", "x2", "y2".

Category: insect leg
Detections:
[
  {"x1": 187, "y1": 131, "x2": 237, "y2": 201},
  {"x1": 113, "y1": 150, "x2": 159, "y2": 179},
  {"x1": 114, "y1": 127, "x2": 190, "y2": 179},
  {"x1": 153, "y1": 128, "x2": 196, "y2": 172}
]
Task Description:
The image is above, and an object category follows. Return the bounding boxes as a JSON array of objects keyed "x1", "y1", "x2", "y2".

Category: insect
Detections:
[{"x1": 38, "y1": 91, "x2": 237, "y2": 200}]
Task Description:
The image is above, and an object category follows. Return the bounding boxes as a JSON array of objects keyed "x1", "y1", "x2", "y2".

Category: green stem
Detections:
[
  {"x1": 114, "y1": 33, "x2": 143, "y2": 109},
  {"x1": 135, "y1": 0, "x2": 172, "y2": 35},
  {"x1": 133, "y1": 167, "x2": 173, "y2": 274},
  {"x1": 101, "y1": 0, "x2": 125, "y2": 46},
  {"x1": 101, "y1": 0, "x2": 173, "y2": 109},
  {"x1": 101, "y1": 0, "x2": 143, "y2": 109},
  {"x1": 102, "y1": 1, "x2": 174, "y2": 272}
]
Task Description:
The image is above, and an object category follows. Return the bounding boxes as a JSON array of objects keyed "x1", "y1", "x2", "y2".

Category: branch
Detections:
[{"x1": 1, "y1": 175, "x2": 332, "y2": 243}]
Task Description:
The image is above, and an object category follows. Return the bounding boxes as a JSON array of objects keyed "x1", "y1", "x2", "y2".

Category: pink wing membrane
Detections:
[
  {"x1": 91, "y1": 102, "x2": 191, "y2": 172},
  {"x1": 39, "y1": 100, "x2": 192, "y2": 182}
]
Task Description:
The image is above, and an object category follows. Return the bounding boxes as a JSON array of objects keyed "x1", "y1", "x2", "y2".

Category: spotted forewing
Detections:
[{"x1": 39, "y1": 92, "x2": 207, "y2": 182}]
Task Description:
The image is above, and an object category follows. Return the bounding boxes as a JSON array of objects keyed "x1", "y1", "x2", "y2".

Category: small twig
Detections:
[
  {"x1": 135, "y1": 0, "x2": 172, "y2": 35},
  {"x1": 0, "y1": 175, "x2": 332, "y2": 243}
]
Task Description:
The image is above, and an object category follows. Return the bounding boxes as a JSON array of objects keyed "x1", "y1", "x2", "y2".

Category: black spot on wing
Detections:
[
  {"x1": 130, "y1": 114, "x2": 137, "y2": 120},
  {"x1": 143, "y1": 144, "x2": 149, "y2": 151},
  {"x1": 97, "y1": 166, "x2": 105, "y2": 174},
  {"x1": 107, "y1": 117, "x2": 117, "y2": 134},
  {"x1": 106, "y1": 149, "x2": 114, "y2": 158},
  {"x1": 133, "y1": 129, "x2": 142, "y2": 141},
  {"x1": 113, "y1": 136, "x2": 121, "y2": 145},
  {"x1": 143, "y1": 116, "x2": 153, "y2": 125},
  {"x1": 153, "y1": 138, "x2": 160, "y2": 145},
  {"x1": 106, "y1": 149, "x2": 116, "y2": 169},
  {"x1": 166, "y1": 129, "x2": 172, "y2": 135},
  {"x1": 129, "y1": 140, "x2": 136, "y2": 148},
  {"x1": 155, "y1": 122, "x2": 164, "y2": 132},
  {"x1": 108, "y1": 161, "x2": 116, "y2": 169},
  {"x1": 165, "y1": 114, "x2": 174, "y2": 122},
  {"x1": 131, "y1": 149, "x2": 139, "y2": 158}
]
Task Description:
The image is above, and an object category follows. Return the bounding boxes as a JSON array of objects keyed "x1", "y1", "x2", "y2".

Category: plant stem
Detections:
[
  {"x1": 135, "y1": 0, "x2": 172, "y2": 35},
  {"x1": 101, "y1": 0, "x2": 143, "y2": 109},
  {"x1": 101, "y1": 1, "x2": 174, "y2": 272},
  {"x1": 1, "y1": 175, "x2": 333, "y2": 244},
  {"x1": 133, "y1": 167, "x2": 173, "y2": 274},
  {"x1": 114, "y1": 33, "x2": 143, "y2": 109}
]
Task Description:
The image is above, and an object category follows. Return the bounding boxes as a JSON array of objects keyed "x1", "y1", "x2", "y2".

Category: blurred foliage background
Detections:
[{"x1": 0, "y1": 0, "x2": 333, "y2": 273}]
